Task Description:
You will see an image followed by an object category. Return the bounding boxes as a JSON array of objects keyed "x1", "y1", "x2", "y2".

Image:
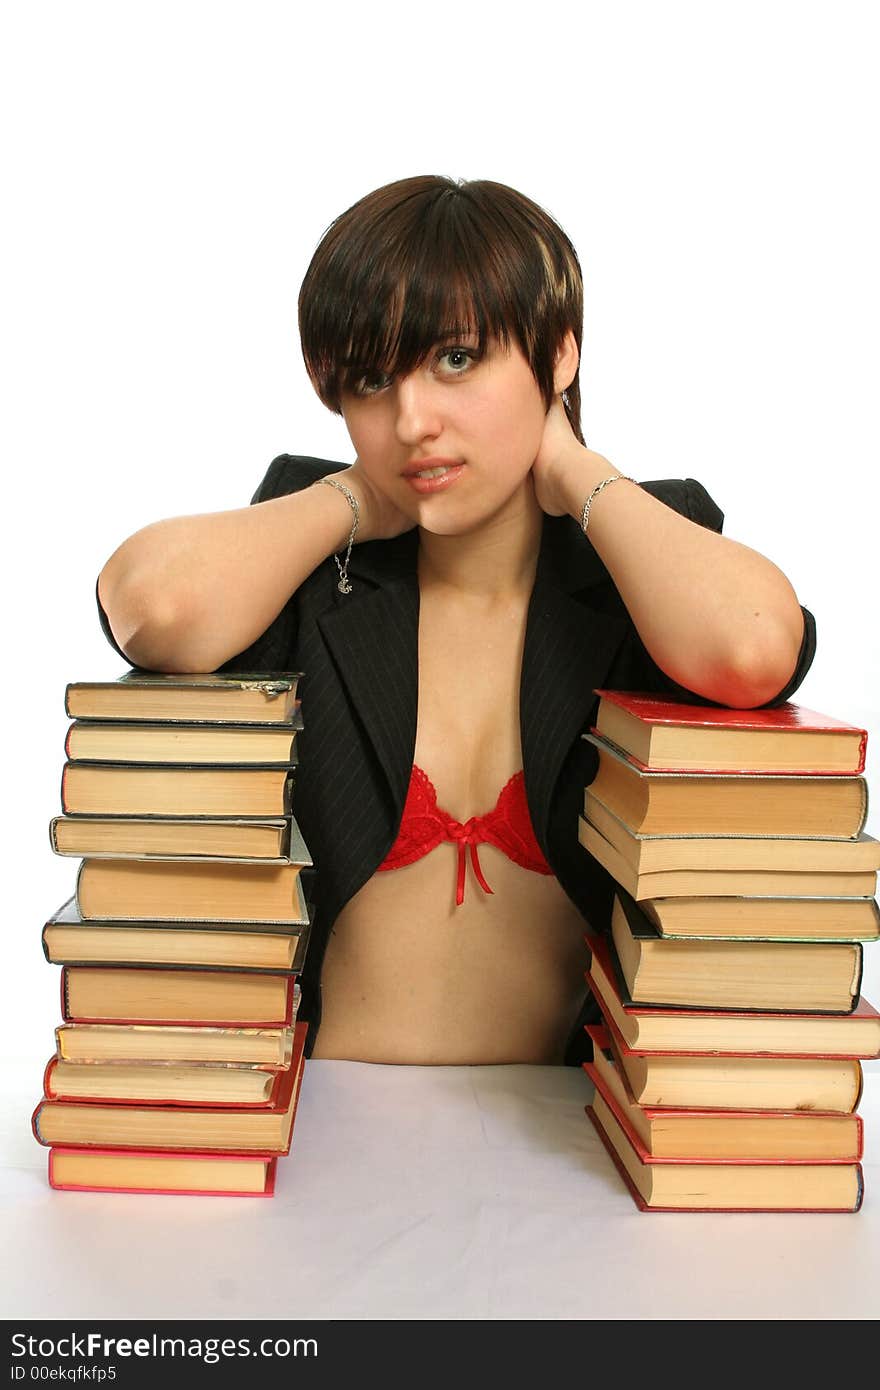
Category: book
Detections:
[
  {"x1": 585, "y1": 931, "x2": 880, "y2": 1057},
  {"x1": 65, "y1": 718, "x2": 301, "y2": 765},
  {"x1": 610, "y1": 891, "x2": 862, "y2": 1013},
  {"x1": 580, "y1": 815, "x2": 878, "y2": 899},
  {"x1": 32, "y1": 1022, "x2": 308, "y2": 1154},
  {"x1": 587, "y1": 1015, "x2": 864, "y2": 1113},
  {"x1": 55, "y1": 1021, "x2": 298, "y2": 1066},
  {"x1": 43, "y1": 1056, "x2": 292, "y2": 1107},
  {"x1": 586, "y1": 1096, "x2": 864, "y2": 1212},
  {"x1": 635, "y1": 895, "x2": 880, "y2": 943},
  {"x1": 50, "y1": 815, "x2": 295, "y2": 861},
  {"x1": 584, "y1": 794, "x2": 880, "y2": 874},
  {"x1": 75, "y1": 856, "x2": 312, "y2": 923},
  {"x1": 48, "y1": 1148, "x2": 278, "y2": 1196},
  {"x1": 583, "y1": 732, "x2": 869, "y2": 838},
  {"x1": 65, "y1": 671, "x2": 302, "y2": 724},
  {"x1": 42, "y1": 895, "x2": 312, "y2": 971},
  {"x1": 61, "y1": 966, "x2": 300, "y2": 1026},
  {"x1": 60, "y1": 763, "x2": 294, "y2": 817},
  {"x1": 584, "y1": 1028, "x2": 863, "y2": 1161},
  {"x1": 591, "y1": 691, "x2": 867, "y2": 774}
]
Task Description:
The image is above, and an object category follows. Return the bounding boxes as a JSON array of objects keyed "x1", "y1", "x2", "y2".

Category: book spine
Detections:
[
  {"x1": 277, "y1": 1050, "x2": 307, "y2": 1158},
  {"x1": 42, "y1": 1057, "x2": 58, "y2": 1099},
  {"x1": 852, "y1": 943, "x2": 864, "y2": 1006},
  {"x1": 854, "y1": 1061, "x2": 864, "y2": 1111},
  {"x1": 74, "y1": 861, "x2": 85, "y2": 918},
  {"x1": 31, "y1": 1100, "x2": 47, "y2": 1146}
]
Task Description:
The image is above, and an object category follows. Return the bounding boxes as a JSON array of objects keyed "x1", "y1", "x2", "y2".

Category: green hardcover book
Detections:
[
  {"x1": 610, "y1": 890, "x2": 863, "y2": 1014},
  {"x1": 42, "y1": 896, "x2": 314, "y2": 973},
  {"x1": 65, "y1": 717, "x2": 301, "y2": 766},
  {"x1": 65, "y1": 670, "x2": 303, "y2": 724},
  {"x1": 50, "y1": 813, "x2": 305, "y2": 862}
]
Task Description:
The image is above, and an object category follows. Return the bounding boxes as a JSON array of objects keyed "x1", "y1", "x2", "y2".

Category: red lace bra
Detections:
[{"x1": 377, "y1": 765, "x2": 553, "y2": 906}]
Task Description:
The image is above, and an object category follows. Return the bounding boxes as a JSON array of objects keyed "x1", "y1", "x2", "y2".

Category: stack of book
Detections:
[
  {"x1": 32, "y1": 670, "x2": 314, "y2": 1198},
  {"x1": 578, "y1": 691, "x2": 880, "y2": 1213}
]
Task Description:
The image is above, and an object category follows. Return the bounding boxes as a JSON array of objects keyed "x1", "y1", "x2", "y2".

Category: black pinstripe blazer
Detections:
[{"x1": 98, "y1": 454, "x2": 817, "y2": 1065}]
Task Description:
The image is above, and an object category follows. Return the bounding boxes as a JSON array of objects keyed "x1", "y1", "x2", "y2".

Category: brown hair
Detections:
[{"x1": 298, "y1": 175, "x2": 585, "y2": 444}]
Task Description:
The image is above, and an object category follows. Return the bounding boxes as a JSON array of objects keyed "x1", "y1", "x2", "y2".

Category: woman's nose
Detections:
[{"x1": 393, "y1": 372, "x2": 441, "y2": 445}]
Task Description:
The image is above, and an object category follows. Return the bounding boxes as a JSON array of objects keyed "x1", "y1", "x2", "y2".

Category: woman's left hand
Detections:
[{"x1": 531, "y1": 395, "x2": 612, "y2": 517}]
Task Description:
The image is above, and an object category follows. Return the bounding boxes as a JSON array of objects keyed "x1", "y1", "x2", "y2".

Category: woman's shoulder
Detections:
[
  {"x1": 637, "y1": 477, "x2": 724, "y2": 534},
  {"x1": 250, "y1": 453, "x2": 346, "y2": 505}
]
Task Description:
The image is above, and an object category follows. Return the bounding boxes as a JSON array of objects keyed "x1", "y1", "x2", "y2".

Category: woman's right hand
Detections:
[{"x1": 324, "y1": 461, "x2": 417, "y2": 543}]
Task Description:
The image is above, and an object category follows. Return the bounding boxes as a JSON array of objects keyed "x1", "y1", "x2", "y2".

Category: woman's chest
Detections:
[{"x1": 414, "y1": 589, "x2": 530, "y2": 816}]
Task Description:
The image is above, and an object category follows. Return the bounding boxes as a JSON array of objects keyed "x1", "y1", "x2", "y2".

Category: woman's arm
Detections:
[
  {"x1": 96, "y1": 475, "x2": 357, "y2": 673},
  {"x1": 533, "y1": 405, "x2": 806, "y2": 709}
]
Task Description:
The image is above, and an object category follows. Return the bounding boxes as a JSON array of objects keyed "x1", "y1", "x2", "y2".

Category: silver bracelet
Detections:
[
  {"x1": 580, "y1": 474, "x2": 638, "y2": 534},
  {"x1": 315, "y1": 477, "x2": 360, "y2": 593}
]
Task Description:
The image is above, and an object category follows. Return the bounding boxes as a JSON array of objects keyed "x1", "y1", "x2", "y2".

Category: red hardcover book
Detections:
[
  {"x1": 48, "y1": 1148, "x2": 278, "y2": 1197},
  {"x1": 32, "y1": 1022, "x2": 307, "y2": 1157},
  {"x1": 60, "y1": 966, "x2": 299, "y2": 1028},
  {"x1": 582, "y1": 1045, "x2": 864, "y2": 1163},
  {"x1": 585, "y1": 1104, "x2": 864, "y2": 1212},
  {"x1": 586, "y1": 931, "x2": 880, "y2": 1058},
  {"x1": 590, "y1": 691, "x2": 867, "y2": 775}
]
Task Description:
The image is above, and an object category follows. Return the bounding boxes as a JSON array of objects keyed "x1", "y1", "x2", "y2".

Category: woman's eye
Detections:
[
  {"x1": 436, "y1": 347, "x2": 477, "y2": 375},
  {"x1": 349, "y1": 346, "x2": 477, "y2": 397},
  {"x1": 353, "y1": 370, "x2": 391, "y2": 397}
]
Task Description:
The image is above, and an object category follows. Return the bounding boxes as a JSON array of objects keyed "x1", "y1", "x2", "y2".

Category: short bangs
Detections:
[{"x1": 297, "y1": 175, "x2": 584, "y2": 439}]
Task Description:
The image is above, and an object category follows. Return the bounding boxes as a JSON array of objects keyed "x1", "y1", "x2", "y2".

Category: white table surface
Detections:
[{"x1": 3, "y1": 1058, "x2": 878, "y2": 1321}]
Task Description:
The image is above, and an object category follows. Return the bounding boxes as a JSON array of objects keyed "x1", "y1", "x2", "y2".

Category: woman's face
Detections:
[{"x1": 339, "y1": 329, "x2": 549, "y2": 535}]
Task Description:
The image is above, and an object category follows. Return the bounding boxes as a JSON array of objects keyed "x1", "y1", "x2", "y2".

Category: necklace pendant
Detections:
[{"x1": 337, "y1": 577, "x2": 352, "y2": 595}]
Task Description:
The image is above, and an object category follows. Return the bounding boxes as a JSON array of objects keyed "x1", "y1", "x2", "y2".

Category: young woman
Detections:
[{"x1": 96, "y1": 175, "x2": 815, "y2": 1068}]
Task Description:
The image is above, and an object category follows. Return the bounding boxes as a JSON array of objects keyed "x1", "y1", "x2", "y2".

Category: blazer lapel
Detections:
[
  {"x1": 520, "y1": 515, "x2": 629, "y2": 854},
  {"x1": 315, "y1": 532, "x2": 420, "y2": 817}
]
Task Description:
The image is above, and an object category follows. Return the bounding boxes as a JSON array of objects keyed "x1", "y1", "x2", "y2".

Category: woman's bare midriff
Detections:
[
  {"x1": 312, "y1": 851, "x2": 588, "y2": 1064},
  {"x1": 310, "y1": 573, "x2": 589, "y2": 1065}
]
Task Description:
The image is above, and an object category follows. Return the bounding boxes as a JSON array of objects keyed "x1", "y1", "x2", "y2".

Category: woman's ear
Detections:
[{"x1": 553, "y1": 329, "x2": 580, "y2": 394}]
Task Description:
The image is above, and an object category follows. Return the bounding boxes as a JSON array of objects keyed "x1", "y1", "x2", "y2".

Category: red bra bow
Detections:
[{"x1": 377, "y1": 765, "x2": 553, "y2": 905}]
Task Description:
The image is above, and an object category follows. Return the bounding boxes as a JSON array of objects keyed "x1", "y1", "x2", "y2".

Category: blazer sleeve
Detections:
[
  {"x1": 95, "y1": 577, "x2": 132, "y2": 663},
  {"x1": 622, "y1": 477, "x2": 817, "y2": 709},
  {"x1": 94, "y1": 453, "x2": 343, "y2": 671}
]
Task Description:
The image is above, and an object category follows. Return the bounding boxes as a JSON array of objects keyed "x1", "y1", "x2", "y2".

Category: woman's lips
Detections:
[{"x1": 403, "y1": 463, "x2": 466, "y2": 494}]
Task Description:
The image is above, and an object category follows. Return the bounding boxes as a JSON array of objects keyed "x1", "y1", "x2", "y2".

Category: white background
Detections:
[{"x1": 2, "y1": 1, "x2": 878, "y2": 1067}]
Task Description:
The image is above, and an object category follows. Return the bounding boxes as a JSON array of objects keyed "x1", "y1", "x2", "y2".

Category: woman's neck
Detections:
[{"x1": 416, "y1": 476, "x2": 544, "y2": 604}]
